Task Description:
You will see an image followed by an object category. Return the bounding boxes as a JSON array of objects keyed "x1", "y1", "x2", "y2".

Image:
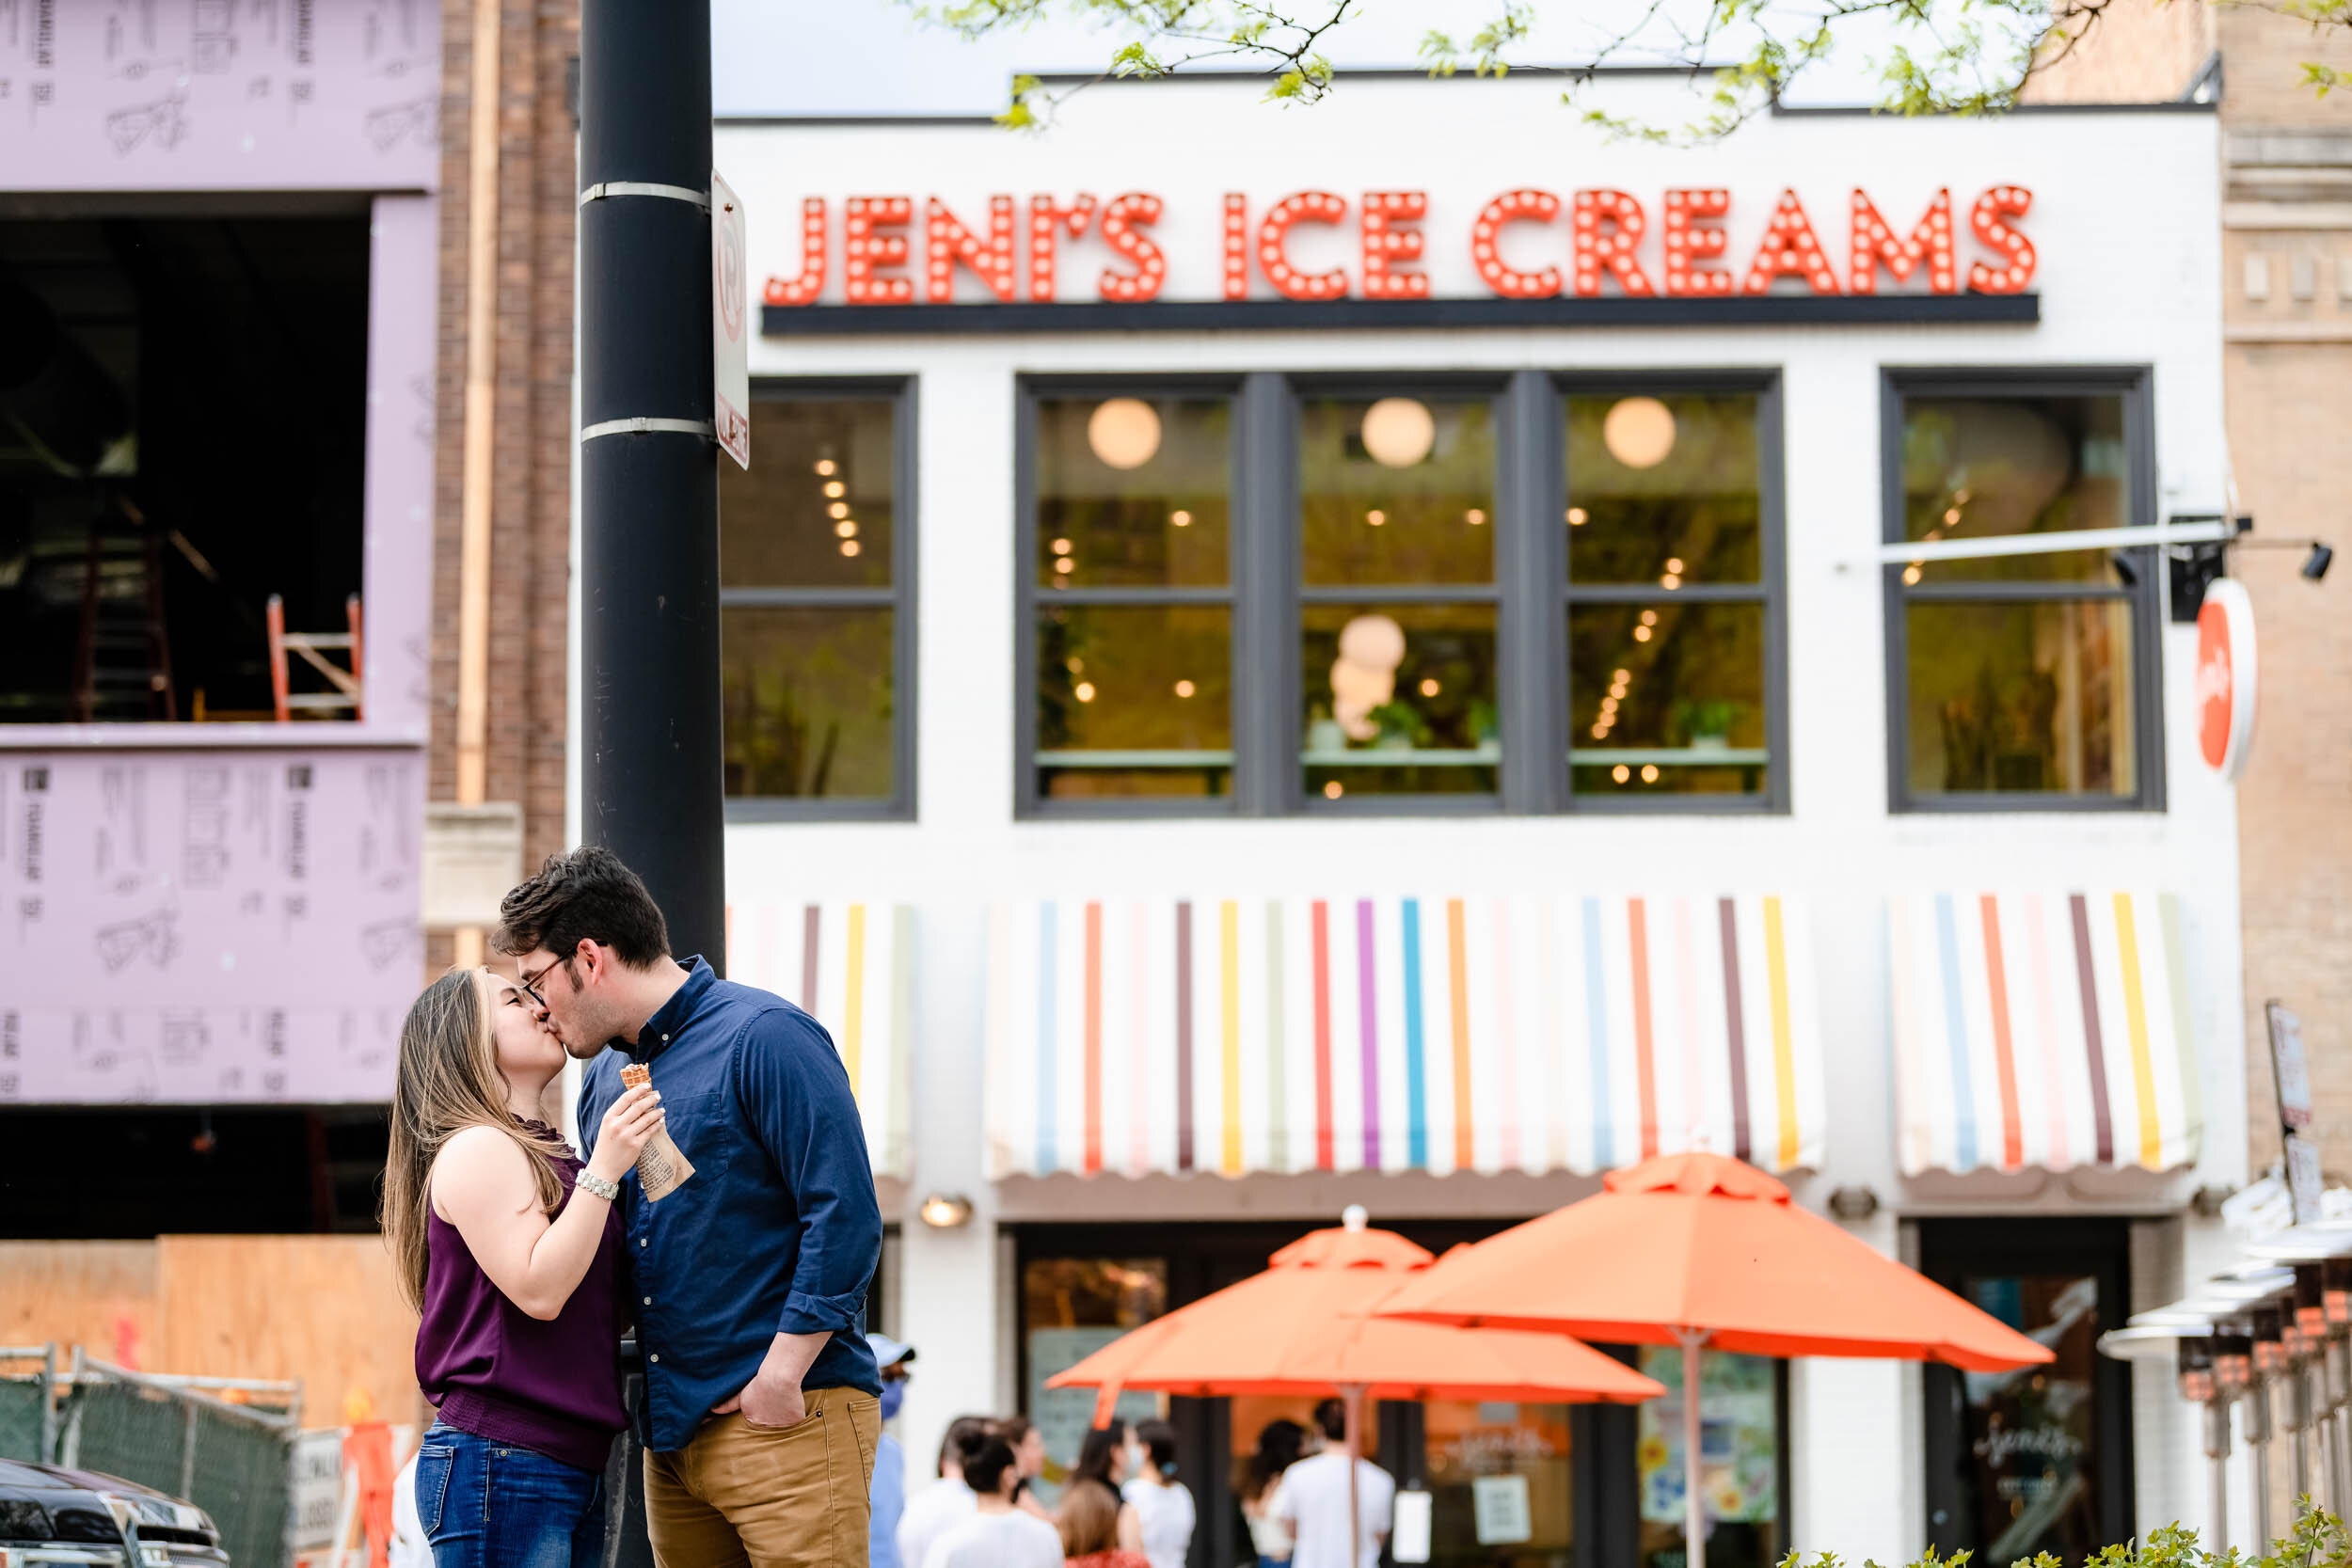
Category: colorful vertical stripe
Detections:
[
  {"x1": 1888, "y1": 891, "x2": 2201, "y2": 1177},
  {"x1": 982, "y1": 895, "x2": 1823, "y2": 1180},
  {"x1": 725, "y1": 900, "x2": 913, "y2": 1179}
]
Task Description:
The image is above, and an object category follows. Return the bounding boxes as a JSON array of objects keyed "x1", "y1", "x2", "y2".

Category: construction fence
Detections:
[{"x1": 3, "y1": 1345, "x2": 307, "y2": 1568}]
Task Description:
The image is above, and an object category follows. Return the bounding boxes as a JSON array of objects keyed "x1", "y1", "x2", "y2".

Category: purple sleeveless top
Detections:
[{"x1": 416, "y1": 1120, "x2": 628, "y2": 1472}]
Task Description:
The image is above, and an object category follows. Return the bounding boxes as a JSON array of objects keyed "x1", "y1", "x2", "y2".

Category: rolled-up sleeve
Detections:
[{"x1": 734, "y1": 1007, "x2": 882, "y2": 1337}]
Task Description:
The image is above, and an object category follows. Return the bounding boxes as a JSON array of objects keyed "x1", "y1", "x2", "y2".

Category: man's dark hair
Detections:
[
  {"x1": 962, "y1": 1434, "x2": 1020, "y2": 1496},
  {"x1": 492, "y1": 846, "x2": 671, "y2": 966},
  {"x1": 939, "y1": 1415, "x2": 994, "y2": 1477},
  {"x1": 1313, "y1": 1397, "x2": 1347, "y2": 1443}
]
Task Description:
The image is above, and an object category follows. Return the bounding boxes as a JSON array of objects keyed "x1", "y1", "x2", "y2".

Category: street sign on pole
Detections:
[
  {"x1": 712, "y1": 168, "x2": 750, "y2": 469},
  {"x1": 2270, "y1": 1001, "x2": 2313, "y2": 1132}
]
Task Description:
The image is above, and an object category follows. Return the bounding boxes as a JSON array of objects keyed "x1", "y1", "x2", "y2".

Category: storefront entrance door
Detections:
[{"x1": 1919, "y1": 1221, "x2": 2135, "y2": 1566}]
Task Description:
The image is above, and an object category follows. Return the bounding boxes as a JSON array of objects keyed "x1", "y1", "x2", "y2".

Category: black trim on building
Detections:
[{"x1": 764, "y1": 293, "x2": 2040, "y2": 338}]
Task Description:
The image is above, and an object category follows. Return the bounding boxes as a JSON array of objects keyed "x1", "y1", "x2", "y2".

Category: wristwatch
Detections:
[{"x1": 577, "y1": 1169, "x2": 621, "y2": 1203}]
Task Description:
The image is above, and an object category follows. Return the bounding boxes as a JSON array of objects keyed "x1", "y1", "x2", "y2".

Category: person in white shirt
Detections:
[
  {"x1": 1268, "y1": 1401, "x2": 1394, "y2": 1568},
  {"x1": 899, "y1": 1416, "x2": 993, "y2": 1568},
  {"x1": 1120, "y1": 1419, "x2": 1196, "y2": 1568},
  {"x1": 923, "y1": 1434, "x2": 1066, "y2": 1568}
]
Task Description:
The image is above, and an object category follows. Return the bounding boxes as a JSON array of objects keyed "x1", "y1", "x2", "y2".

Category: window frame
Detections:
[
  {"x1": 1014, "y1": 373, "x2": 1249, "y2": 820},
  {"x1": 721, "y1": 375, "x2": 919, "y2": 823},
  {"x1": 1881, "y1": 368, "x2": 2167, "y2": 816},
  {"x1": 1555, "y1": 371, "x2": 1790, "y2": 816},
  {"x1": 1015, "y1": 372, "x2": 1791, "y2": 819},
  {"x1": 1288, "y1": 371, "x2": 1515, "y2": 818}
]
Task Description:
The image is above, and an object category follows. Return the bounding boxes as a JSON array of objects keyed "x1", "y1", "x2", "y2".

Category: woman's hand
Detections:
[{"x1": 587, "y1": 1084, "x2": 664, "y2": 1187}]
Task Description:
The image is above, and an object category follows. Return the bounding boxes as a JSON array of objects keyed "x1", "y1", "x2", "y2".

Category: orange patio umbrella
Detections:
[
  {"x1": 1049, "y1": 1209, "x2": 1663, "y2": 1568},
  {"x1": 1377, "y1": 1152, "x2": 2055, "y2": 1568}
]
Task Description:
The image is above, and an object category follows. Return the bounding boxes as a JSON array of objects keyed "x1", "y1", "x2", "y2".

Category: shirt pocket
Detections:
[{"x1": 660, "y1": 1089, "x2": 740, "y2": 1184}]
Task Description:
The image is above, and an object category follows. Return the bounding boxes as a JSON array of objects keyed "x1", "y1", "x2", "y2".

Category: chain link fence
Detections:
[
  {"x1": 0, "y1": 1346, "x2": 57, "y2": 1463},
  {"x1": 58, "y1": 1352, "x2": 303, "y2": 1568}
]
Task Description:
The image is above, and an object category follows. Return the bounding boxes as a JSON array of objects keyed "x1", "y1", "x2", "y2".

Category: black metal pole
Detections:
[{"x1": 578, "y1": 0, "x2": 726, "y2": 974}]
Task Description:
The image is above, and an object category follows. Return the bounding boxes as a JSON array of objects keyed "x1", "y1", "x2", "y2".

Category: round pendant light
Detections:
[
  {"x1": 1360, "y1": 397, "x2": 1437, "y2": 468},
  {"x1": 1088, "y1": 398, "x2": 1163, "y2": 469},
  {"x1": 1602, "y1": 396, "x2": 1677, "y2": 469}
]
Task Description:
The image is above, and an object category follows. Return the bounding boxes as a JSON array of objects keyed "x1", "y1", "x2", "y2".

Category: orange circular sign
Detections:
[{"x1": 2195, "y1": 579, "x2": 2256, "y2": 780}]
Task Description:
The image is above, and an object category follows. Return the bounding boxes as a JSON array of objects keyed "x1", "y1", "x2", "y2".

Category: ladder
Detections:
[
  {"x1": 266, "y1": 594, "x2": 364, "y2": 721},
  {"x1": 69, "y1": 499, "x2": 176, "y2": 723}
]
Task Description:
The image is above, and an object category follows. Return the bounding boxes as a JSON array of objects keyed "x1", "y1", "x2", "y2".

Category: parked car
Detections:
[{"x1": 0, "y1": 1457, "x2": 229, "y2": 1568}]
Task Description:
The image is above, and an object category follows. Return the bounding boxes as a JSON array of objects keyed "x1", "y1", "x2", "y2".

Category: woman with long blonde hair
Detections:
[{"x1": 382, "y1": 967, "x2": 663, "y2": 1568}]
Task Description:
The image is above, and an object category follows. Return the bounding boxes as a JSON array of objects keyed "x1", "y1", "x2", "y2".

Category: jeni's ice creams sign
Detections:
[{"x1": 758, "y1": 184, "x2": 2037, "y2": 313}]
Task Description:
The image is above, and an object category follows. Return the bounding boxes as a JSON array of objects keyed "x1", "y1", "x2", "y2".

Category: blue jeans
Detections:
[{"x1": 413, "y1": 1423, "x2": 606, "y2": 1568}]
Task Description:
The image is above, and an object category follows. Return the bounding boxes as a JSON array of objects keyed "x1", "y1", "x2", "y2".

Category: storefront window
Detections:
[
  {"x1": 1565, "y1": 393, "x2": 1771, "y2": 800},
  {"x1": 1422, "y1": 1401, "x2": 1574, "y2": 1568},
  {"x1": 1889, "y1": 386, "x2": 2156, "y2": 807},
  {"x1": 1033, "y1": 395, "x2": 1235, "y2": 800},
  {"x1": 1300, "y1": 395, "x2": 1500, "y2": 801},
  {"x1": 1022, "y1": 1256, "x2": 1169, "y2": 1505},
  {"x1": 719, "y1": 390, "x2": 908, "y2": 811},
  {"x1": 1921, "y1": 1223, "x2": 2132, "y2": 1565},
  {"x1": 1635, "y1": 1350, "x2": 1785, "y2": 1568}
]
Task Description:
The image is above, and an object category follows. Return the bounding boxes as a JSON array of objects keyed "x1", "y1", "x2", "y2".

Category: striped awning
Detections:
[
  {"x1": 1889, "y1": 892, "x2": 2201, "y2": 1178},
  {"x1": 725, "y1": 901, "x2": 913, "y2": 1180},
  {"x1": 984, "y1": 895, "x2": 1823, "y2": 1180}
]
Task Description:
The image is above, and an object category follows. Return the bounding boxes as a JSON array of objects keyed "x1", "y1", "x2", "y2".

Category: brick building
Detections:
[{"x1": 2027, "y1": 4, "x2": 2352, "y2": 1192}]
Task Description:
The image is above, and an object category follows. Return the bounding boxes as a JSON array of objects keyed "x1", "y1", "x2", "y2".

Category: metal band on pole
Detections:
[
  {"x1": 580, "y1": 417, "x2": 717, "y2": 443},
  {"x1": 579, "y1": 181, "x2": 711, "y2": 209}
]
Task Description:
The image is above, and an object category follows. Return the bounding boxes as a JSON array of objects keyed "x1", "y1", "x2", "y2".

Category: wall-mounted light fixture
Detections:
[
  {"x1": 1826, "y1": 1185, "x2": 1881, "y2": 1223},
  {"x1": 919, "y1": 1193, "x2": 974, "y2": 1229}
]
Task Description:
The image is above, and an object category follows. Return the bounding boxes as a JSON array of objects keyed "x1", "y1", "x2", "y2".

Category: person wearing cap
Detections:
[{"x1": 868, "y1": 1335, "x2": 916, "y2": 1568}]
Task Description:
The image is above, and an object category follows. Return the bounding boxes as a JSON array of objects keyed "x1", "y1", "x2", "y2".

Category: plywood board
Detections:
[
  {"x1": 155, "y1": 1236, "x2": 422, "y2": 1427},
  {"x1": 0, "y1": 1242, "x2": 158, "y2": 1368}
]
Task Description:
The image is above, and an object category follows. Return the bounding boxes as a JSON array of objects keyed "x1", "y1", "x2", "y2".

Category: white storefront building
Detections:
[{"x1": 612, "y1": 73, "x2": 2249, "y2": 1568}]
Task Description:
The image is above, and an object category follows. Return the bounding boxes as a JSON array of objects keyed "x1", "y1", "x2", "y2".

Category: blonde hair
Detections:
[
  {"x1": 1056, "y1": 1478, "x2": 1121, "y2": 1559},
  {"x1": 381, "y1": 968, "x2": 569, "y2": 1312}
]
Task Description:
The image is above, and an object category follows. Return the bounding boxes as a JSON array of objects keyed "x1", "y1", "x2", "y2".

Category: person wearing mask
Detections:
[
  {"x1": 1237, "y1": 1419, "x2": 1308, "y2": 1568},
  {"x1": 1055, "y1": 1481, "x2": 1147, "y2": 1568},
  {"x1": 1120, "y1": 1420, "x2": 1194, "y2": 1568},
  {"x1": 922, "y1": 1435, "x2": 1064, "y2": 1568},
  {"x1": 868, "y1": 1336, "x2": 918, "y2": 1568},
  {"x1": 1068, "y1": 1422, "x2": 1144, "y2": 1553},
  {"x1": 1268, "y1": 1401, "x2": 1392, "y2": 1568},
  {"x1": 900, "y1": 1416, "x2": 993, "y2": 1568},
  {"x1": 1000, "y1": 1416, "x2": 1052, "y2": 1520}
]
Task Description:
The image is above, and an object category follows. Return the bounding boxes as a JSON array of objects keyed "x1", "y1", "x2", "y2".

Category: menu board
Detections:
[{"x1": 0, "y1": 749, "x2": 423, "y2": 1103}]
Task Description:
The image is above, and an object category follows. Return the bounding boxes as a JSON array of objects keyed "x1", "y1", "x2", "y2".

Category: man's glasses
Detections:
[{"x1": 516, "y1": 956, "x2": 570, "y2": 1008}]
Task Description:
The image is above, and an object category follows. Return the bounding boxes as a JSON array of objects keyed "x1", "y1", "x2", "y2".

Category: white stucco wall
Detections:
[{"x1": 591, "y1": 78, "x2": 2239, "y2": 1556}]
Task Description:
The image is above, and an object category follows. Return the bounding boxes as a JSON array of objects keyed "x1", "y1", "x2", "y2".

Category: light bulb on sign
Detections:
[
  {"x1": 1602, "y1": 397, "x2": 1677, "y2": 468},
  {"x1": 1088, "y1": 398, "x2": 1162, "y2": 469},
  {"x1": 1360, "y1": 398, "x2": 1437, "y2": 467}
]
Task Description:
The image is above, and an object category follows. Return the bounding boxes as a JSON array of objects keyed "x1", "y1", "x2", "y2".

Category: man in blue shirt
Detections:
[{"x1": 496, "y1": 847, "x2": 882, "y2": 1568}]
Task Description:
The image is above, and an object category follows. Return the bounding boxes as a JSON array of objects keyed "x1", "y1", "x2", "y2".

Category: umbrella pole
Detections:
[
  {"x1": 1679, "y1": 1329, "x2": 1708, "y2": 1568},
  {"x1": 1344, "y1": 1383, "x2": 1368, "y2": 1568}
]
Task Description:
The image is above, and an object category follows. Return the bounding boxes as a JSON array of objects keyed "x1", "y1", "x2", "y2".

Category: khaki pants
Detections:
[{"x1": 644, "y1": 1386, "x2": 881, "y2": 1568}]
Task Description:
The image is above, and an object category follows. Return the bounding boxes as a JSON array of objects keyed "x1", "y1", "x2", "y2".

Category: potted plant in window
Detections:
[
  {"x1": 1671, "y1": 698, "x2": 1744, "y2": 752},
  {"x1": 1367, "y1": 701, "x2": 1431, "y2": 752}
]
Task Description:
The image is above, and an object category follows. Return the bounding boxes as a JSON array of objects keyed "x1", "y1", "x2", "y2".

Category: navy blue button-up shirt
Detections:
[{"x1": 579, "y1": 957, "x2": 882, "y2": 1452}]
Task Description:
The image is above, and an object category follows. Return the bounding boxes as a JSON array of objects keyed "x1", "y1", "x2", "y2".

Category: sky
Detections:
[{"x1": 708, "y1": 0, "x2": 2029, "y2": 119}]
